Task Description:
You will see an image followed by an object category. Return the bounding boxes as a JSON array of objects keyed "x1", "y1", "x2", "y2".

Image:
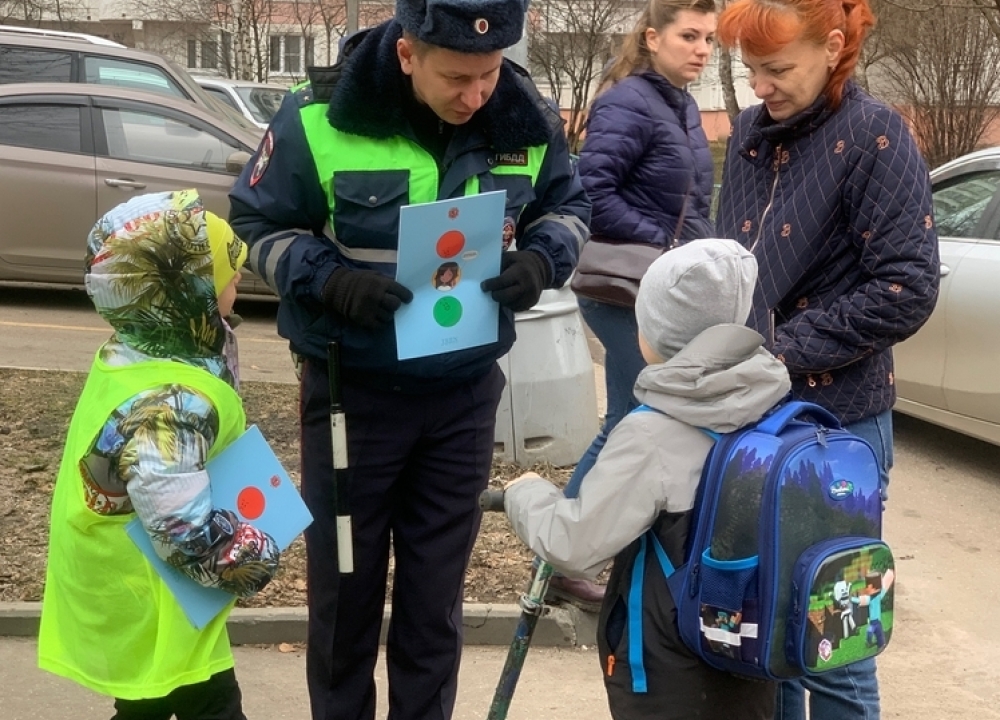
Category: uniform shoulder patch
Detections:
[{"x1": 249, "y1": 130, "x2": 274, "y2": 188}]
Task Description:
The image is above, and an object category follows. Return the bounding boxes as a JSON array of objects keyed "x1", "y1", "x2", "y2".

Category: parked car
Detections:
[
  {"x1": 893, "y1": 146, "x2": 1000, "y2": 444},
  {"x1": 0, "y1": 83, "x2": 273, "y2": 296},
  {"x1": 0, "y1": 24, "x2": 125, "y2": 47},
  {"x1": 193, "y1": 75, "x2": 289, "y2": 130},
  {"x1": 0, "y1": 25, "x2": 261, "y2": 134}
]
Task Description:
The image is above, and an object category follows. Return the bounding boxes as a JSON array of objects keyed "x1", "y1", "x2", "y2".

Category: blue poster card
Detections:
[
  {"x1": 126, "y1": 424, "x2": 313, "y2": 629},
  {"x1": 395, "y1": 190, "x2": 506, "y2": 360}
]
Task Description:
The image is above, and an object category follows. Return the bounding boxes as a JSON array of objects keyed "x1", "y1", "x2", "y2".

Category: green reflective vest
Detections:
[
  {"x1": 38, "y1": 355, "x2": 245, "y2": 699},
  {"x1": 299, "y1": 101, "x2": 546, "y2": 234}
]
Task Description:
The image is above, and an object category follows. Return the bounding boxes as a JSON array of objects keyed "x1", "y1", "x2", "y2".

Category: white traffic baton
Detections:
[{"x1": 328, "y1": 341, "x2": 354, "y2": 574}]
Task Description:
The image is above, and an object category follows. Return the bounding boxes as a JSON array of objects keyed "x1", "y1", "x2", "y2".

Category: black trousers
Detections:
[
  {"x1": 111, "y1": 668, "x2": 246, "y2": 720},
  {"x1": 299, "y1": 359, "x2": 505, "y2": 720}
]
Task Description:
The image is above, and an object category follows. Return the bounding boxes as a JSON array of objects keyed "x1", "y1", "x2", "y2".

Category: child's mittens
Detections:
[{"x1": 211, "y1": 509, "x2": 281, "y2": 597}]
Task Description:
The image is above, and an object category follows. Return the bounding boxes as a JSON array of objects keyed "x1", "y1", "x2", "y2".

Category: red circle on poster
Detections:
[
  {"x1": 436, "y1": 230, "x2": 466, "y2": 259},
  {"x1": 237, "y1": 486, "x2": 266, "y2": 520}
]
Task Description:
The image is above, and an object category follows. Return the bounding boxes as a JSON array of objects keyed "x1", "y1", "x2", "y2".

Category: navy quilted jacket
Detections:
[
  {"x1": 716, "y1": 82, "x2": 940, "y2": 424},
  {"x1": 578, "y1": 72, "x2": 714, "y2": 246}
]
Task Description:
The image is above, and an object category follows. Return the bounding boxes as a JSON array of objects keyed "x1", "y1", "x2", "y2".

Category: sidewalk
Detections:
[
  {"x1": 0, "y1": 601, "x2": 611, "y2": 720},
  {"x1": 0, "y1": 636, "x2": 613, "y2": 720},
  {"x1": 0, "y1": 602, "x2": 600, "y2": 648}
]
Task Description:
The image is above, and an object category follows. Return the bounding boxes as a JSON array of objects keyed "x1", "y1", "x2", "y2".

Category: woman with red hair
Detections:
[{"x1": 714, "y1": 0, "x2": 940, "y2": 719}]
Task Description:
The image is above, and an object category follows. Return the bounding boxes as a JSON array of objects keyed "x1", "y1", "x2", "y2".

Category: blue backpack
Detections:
[{"x1": 629, "y1": 401, "x2": 895, "y2": 686}]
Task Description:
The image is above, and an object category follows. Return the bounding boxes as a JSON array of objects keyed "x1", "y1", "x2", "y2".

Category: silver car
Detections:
[
  {"x1": 894, "y1": 147, "x2": 1000, "y2": 444},
  {"x1": 194, "y1": 76, "x2": 289, "y2": 130}
]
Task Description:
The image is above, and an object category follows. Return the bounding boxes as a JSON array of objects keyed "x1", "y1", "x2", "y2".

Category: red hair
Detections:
[{"x1": 717, "y1": 0, "x2": 875, "y2": 108}]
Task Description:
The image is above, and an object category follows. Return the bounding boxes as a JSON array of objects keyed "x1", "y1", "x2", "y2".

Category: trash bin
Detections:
[{"x1": 494, "y1": 285, "x2": 599, "y2": 467}]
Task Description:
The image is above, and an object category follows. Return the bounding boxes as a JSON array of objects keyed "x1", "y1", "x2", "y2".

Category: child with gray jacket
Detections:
[{"x1": 504, "y1": 239, "x2": 791, "y2": 720}]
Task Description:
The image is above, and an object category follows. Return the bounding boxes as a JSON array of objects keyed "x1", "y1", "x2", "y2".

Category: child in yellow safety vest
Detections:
[{"x1": 38, "y1": 189, "x2": 280, "y2": 719}]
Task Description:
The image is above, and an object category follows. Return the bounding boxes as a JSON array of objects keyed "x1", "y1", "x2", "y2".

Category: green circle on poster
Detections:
[{"x1": 433, "y1": 296, "x2": 463, "y2": 327}]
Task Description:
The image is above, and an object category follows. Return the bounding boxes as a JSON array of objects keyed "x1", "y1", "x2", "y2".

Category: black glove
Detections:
[
  {"x1": 480, "y1": 251, "x2": 551, "y2": 312},
  {"x1": 322, "y1": 268, "x2": 413, "y2": 330}
]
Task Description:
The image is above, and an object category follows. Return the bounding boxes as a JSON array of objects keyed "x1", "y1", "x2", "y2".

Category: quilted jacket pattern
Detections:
[
  {"x1": 578, "y1": 71, "x2": 715, "y2": 246},
  {"x1": 715, "y1": 82, "x2": 940, "y2": 423}
]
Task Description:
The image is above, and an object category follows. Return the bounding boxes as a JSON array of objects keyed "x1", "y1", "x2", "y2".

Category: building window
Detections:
[
  {"x1": 269, "y1": 34, "x2": 313, "y2": 75},
  {"x1": 202, "y1": 40, "x2": 218, "y2": 70},
  {"x1": 187, "y1": 37, "x2": 220, "y2": 70}
]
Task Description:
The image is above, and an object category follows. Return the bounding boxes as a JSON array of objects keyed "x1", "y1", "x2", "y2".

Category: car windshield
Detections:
[{"x1": 235, "y1": 86, "x2": 288, "y2": 123}]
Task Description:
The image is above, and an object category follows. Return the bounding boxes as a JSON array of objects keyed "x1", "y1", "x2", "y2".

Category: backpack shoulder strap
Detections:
[
  {"x1": 627, "y1": 529, "x2": 680, "y2": 693},
  {"x1": 633, "y1": 404, "x2": 721, "y2": 442}
]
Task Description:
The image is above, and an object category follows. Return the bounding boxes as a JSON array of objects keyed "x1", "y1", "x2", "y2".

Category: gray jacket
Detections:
[{"x1": 505, "y1": 323, "x2": 790, "y2": 579}]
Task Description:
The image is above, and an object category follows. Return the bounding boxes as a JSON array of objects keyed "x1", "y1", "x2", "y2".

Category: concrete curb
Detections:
[{"x1": 0, "y1": 602, "x2": 599, "y2": 648}]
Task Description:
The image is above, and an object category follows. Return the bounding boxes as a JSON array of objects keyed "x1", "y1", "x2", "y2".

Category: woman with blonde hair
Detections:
[
  {"x1": 551, "y1": 0, "x2": 718, "y2": 611},
  {"x1": 714, "y1": 0, "x2": 939, "y2": 717}
]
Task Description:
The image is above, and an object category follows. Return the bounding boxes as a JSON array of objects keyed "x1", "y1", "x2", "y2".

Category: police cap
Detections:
[{"x1": 396, "y1": 0, "x2": 529, "y2": 53}]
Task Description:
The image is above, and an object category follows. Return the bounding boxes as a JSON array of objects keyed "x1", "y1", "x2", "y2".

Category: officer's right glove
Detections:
[
  {"x1": 322, "y1": 267, "x2": 414, "y2": 330},
  {"x1": 480, "y1": 250, "x2": 551, "y2": 312}
]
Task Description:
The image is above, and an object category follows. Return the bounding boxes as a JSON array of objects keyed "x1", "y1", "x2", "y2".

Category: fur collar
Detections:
[{"x1": 319, "y1": 21, "x2": 554, "y2": 152}]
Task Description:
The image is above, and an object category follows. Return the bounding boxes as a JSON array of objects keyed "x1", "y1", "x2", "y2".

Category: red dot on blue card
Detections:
[
  {"x1": 238, "y1": 486, "x2": 266, "y2": 520},
  {"x1": 436, "y1": 230, "x2": 465, "y2": 259}
]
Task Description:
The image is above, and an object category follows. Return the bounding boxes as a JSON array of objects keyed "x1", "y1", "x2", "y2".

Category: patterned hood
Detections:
[{"x1": 85, "y1": 190, "x2": 241, "y2": 361}]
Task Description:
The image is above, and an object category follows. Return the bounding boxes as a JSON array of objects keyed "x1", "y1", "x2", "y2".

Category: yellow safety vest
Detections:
[{"x1": 38, "y1": 354, "x2": 245, "y2": 699}]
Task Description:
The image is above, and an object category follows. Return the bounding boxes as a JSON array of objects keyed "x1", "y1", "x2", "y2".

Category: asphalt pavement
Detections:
[{"x1": 0, "y1": 637, "x2": 613, "y2": 720}]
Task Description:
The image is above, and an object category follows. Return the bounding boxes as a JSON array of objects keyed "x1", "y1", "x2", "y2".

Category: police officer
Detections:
[{"x1": 228, "y1": 1, "x2": 590, "y2": 718}]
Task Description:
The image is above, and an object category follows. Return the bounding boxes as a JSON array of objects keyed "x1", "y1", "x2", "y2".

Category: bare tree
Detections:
[
  {"x1": 874, "y1": 0, "x2": 1000, "y2": 167},
  {"x1": 290, "y1": 0, "x2": 344, "y2": 67},
  {"x1": 528, "y1": 0, "x2": 639, "y2": 152},
  {"x1": 1, "y1": 0, "x2": 49, "y2": 24},
  {"x1": 0, "y1": 0, "x2": 83, "y2": 27},
  {"x1": 714, "y1": 0, "x2": 741, "y2": 122},
  {"x1": 128, "y1": 0, "x2": 275, "y2": 81},
  {"x1": 290, "y1": 0, "x2": 393, "y2": 67}
]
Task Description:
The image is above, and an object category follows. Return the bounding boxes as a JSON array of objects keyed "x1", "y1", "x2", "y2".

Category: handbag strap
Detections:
[{"x1": 671, "y1": 181, "x2": 691, "y2": 247}]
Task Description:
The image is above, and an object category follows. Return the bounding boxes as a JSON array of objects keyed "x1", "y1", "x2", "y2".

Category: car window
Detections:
[
  {"x1": 932, "y1": 170, "x2": 1000, "y2": 238},
  {"x1": 0, "y1": 104, "x2": 81, "y2": 153},
  {"x1": 235, "y1": 87, "x2": 288, "y2": 123},
  {"x1": 84, "y1": 56, "x2": 187, "y2": 98},
  {"x1": 0, "y1": 47, "x2": 72, "y2": 83},
  {"x1": 202, "y1": 86, "x2": 240, "y2": 111},
  {"x1": 101, "y1": 107, "x2": 242, "y2": 173}
]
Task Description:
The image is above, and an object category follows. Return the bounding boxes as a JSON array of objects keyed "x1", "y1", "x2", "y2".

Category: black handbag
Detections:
[{"x1": 570, "y1": 192, "x2": 690, "y2": 308}]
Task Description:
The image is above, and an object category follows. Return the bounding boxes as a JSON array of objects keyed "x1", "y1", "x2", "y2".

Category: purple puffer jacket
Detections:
[
  {"x1": 578, "y1": 71, "x2": 714, "y2": 247},
  {"x1": 716, "y1": 82, "x2": 940, "y2": 424}
]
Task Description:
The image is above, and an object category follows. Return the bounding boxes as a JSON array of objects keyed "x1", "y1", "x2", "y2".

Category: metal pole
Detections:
[
  {"x1": 503, "y1": 15, "x2": 529, "y2": 69},
  {"x1": 328, "y1": 341, "x2": 354, "y2": 574},
  {"x1": 479, "y1": 489, "x2": 554, "y2": 720},
  {"x1": 346, "y1": 0, "x2": 359, "y2": 35},
  {"x1": 487, "y1": 561, "x2": 554, "y2": 720}
]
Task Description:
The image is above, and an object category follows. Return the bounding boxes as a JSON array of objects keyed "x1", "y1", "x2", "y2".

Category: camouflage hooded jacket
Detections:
[{"x1": 80, "y1": 189, "x2": 279, "y2": 597}]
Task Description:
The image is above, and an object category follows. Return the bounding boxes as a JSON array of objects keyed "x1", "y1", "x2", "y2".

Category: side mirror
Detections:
[{"x1": 226, "y1": 150, "x2": 252, "y2": 174}]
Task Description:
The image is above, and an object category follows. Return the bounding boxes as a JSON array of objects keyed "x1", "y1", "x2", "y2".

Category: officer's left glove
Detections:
[{"x1": 481, "y1": 250, "x2": 551, "y2": 312}]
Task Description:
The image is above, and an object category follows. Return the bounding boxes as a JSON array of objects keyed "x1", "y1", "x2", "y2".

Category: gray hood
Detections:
[{"x1": 635, "y1": 323, "x2": 790, "y2": 433}]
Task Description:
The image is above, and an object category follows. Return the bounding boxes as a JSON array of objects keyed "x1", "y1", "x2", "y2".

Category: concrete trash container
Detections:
[{"x1": 494, "y1": 285, "x2": 599, "y2": 467}]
